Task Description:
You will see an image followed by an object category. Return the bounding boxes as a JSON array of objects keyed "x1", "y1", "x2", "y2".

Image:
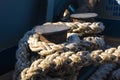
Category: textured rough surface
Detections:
[
  {"x1": 112, "y1": 69, "x2": 120, "y2": 80},
  {"x1": 43, "y1": 22, "x2": 105, "y2": 35},
  {"x1": 88, "y1": 63, "x2": 117, "y2": 80},
  {"x1": 14, "y1": 22, "x2": 120, "y2": 80}
]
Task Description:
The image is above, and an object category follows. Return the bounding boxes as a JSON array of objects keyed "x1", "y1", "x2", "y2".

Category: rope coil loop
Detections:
[{"x1": 14, "y1": 22, "x2": 120, "y2": 80}]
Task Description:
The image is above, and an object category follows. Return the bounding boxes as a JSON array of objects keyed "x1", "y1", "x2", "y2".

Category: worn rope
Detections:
[
  {"x1": 14, "y1": 30, "x2": 35, "y2": 80},
  {"x1": 43, "y1": 22, "x2": 105, "y2": 35},
  {"x1": 20, "y1": 46, "x2": 120, "y2": 80},
  {"x1": 28, "y1": 33, "x2": 105, "y2": 54},
  {"x1": 88, "y1": 63, "x2": 117, "y2": 80},
  {"x1": 15, "y1": 21, "x2": 120, "y2": 80},
  {"x1": 112, "y1": 69, "x2": 120, "y2": 80}
]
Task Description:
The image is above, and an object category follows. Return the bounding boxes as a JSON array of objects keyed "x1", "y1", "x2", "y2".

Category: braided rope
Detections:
[
  {"x1": 14, "y1": 30, "x2": 63, "y2": 80},
  {"x1": 88, "y1": 63, "x2": 117, "y2": 80},
  {"x1": 14, "y1": 21, "x2": 120, "y2": 80},
  {"x1": 14, "y1": 30, "x2": 35, "y2": 80},
  {"x1": 28, "y1": 33, "x2": 105, "y2": 54},
  {"x1": 43, "y1": 22, "x2": 105, "y2": 35},
  {"x1": 20, "y1": 46, "x2": 120, "y2": 80},
  {"x1": 112, "y1": 69, "x2": 120, "y2": 80},
  {"x1": 20, "y1": 51, "x2": 81, "y2": 80}
]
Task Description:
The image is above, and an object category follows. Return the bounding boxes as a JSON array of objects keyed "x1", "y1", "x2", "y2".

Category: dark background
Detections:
[
  {"x1": 0, "y1": 0, "x2": 47, "y2": 74},
  {"x1": 0, "y1": 0, "x2": 47, "y2": 51}
]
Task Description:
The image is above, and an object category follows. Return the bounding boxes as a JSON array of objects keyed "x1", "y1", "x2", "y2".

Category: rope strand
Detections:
[{"x1": 14, "y1": 21, "x2": 120, "y2": 80}]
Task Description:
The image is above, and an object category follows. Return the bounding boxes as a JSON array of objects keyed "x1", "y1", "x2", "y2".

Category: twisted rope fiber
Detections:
[
  {"x1": 15, "y1": 32, "x2": 105, "y2": 80},
  {"x1": 16, "y1": 32, "x2": 104, "y2": 80},
  {"x1": 88, "y1": 64, "x2": 120, "y2": 80},
  {"x1": 14, "y1": 30, "x2": 36, "y2": 80},
  {"x1": 112, "y1": 69, "x2": 120, "y2": 80},
  {"x1": 43, "y1": 22, "x2": 105, "y2": 35},
  {"x1": 28, "y1": 33, "x2": 105, "y2": 54},
  {"x1": 88, "y1": 63, "x2": 117, "y2": 80},
  {"x1": 20, "y1": 46, "x2": 120, "y2": 80},
  {"x1": 15, "y1": 22, "x2": 120, "y2": 80}
]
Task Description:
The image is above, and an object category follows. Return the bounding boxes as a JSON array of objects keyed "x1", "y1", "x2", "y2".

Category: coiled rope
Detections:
[{"x1": 14, "y1": 22, "x2": 120, "y2": 80}]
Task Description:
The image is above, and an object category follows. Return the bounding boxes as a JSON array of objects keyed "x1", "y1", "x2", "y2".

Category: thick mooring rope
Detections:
[
  {"x1": 112, "y1": 69, "x2": 120, "y2": 80},
  {"x1": 88, "y1": 63, "x2": 117, "y2": 80},
  {"x1": 20, "y1": 46, "x2": 120, "y2": 80},
  {"x1": 14, "y1": 30, "x2": 35, "y2": 80},
  {"x1": 28, "y1": 33, "x2": 105, "y2": 53},
  {"x1": 14, "y1": 22, "x2": 120, "y2": 80},
  {"x1": 43, "y1": 22, "x2": 105, "y2": 35}
]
